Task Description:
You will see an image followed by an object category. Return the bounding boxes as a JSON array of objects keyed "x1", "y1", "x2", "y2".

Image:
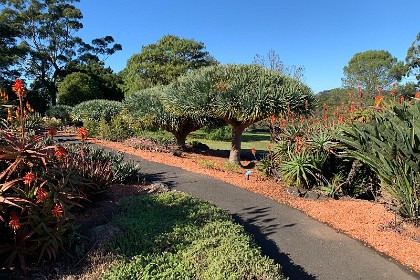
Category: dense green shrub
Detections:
[
  {"x1": 103, "y1": 192, "x2": 284, "y2": 280},
  {"x1": 71, "y1": 99, "x2": 123, "y2": 123},
  {"x1": 97, "y1": 114, "x2": 133, "y2": 142},
  {"x1": 57, "y1": 72, "x2": 104, "y2": 106},
  {"x1": 339, "y1": 101, "x2": 420, "y2": 219},
  {"x1": 45, "y1": 105, "x2": 73, "y2": 123},
  {"x1": 271, "y1": 116, "x2": 341, "y2": 193},
  {"x1": 203, "y1": 125, "x2": 232, "y2": 141}
]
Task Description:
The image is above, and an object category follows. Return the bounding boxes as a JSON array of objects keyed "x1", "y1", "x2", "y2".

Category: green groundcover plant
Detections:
[{"x1": 103, "y1": 192, "x2": 284, "y2": 280}]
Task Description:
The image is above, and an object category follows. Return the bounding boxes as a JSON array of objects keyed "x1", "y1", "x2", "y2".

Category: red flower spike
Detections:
[
  {"x1": 414, "y1": 92, "x2": 420, "y2": 99},
  {"x1": 251, "y1": 147, "x2": 256, "y2": 156},
  {"x1": 9, "y1": 212, "x2": 20, "y2": 231},
  {"x1": 36, "y1": 188, "x2": 48, "y2": 203},
  {"x1": 55, "y1": 146, "x2": 67, "y2": 160},
  {"x1": 23, "y1": 172, "x2": 35, "y2": 185},
  {"x1": 7, "y1": 108, "x2": 13, "y2": 122},
  {"x1": 270, "y1": 115, "x2": 276, "y2": 124},
  {"x1": 47, "y1": 127, "x2": 57, "y2": 137},
  {"x1": 399, "y1": 96, "x2": 405, "y2": 104},
  {"x1": 267, "y1": 144, "x2": 271, "y2": 151},
  {"x1": 77, "y1": 127, "x2": 88, "y2": 140},
  {"x1": 51, "y1": 205, "x2": 63, "y2": 219},
  {"x1": 299, "y1": 116, "x2": 305, "y2": 123},
  {"x1": 375, "y1": 94, "x2": 384, "y2": 107},
  {"x1": 12, "y1": 79, "x2": 26, "y2": 98}
]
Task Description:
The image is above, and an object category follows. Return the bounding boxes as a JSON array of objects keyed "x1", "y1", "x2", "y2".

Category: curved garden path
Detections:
[{"x1": 58, "y1": 135, "x2": 419, "y2": 279}]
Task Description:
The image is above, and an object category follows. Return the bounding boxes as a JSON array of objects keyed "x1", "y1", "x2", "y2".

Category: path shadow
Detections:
[
  {"x1": 140, "y1": 172, "x2": 167, "y2": 183},
  {"x1": 233, "y1": 206, "x2": 317, "y2": 280}
]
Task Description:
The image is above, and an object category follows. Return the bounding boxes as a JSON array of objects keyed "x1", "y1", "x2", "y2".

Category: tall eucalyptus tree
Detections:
[{"x1": 0, "y1": 0, "x2": 121, "y2": 104}]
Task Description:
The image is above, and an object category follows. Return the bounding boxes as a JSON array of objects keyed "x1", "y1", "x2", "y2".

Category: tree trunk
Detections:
[
  {"x1": 174, "y1": 132, "x2": 188, "y2": 150},
  {"x1": 345, "y1": 159, "x2": 360, "y2": 194},
  {"x1": 229, "y1": 125, "x2": 243, "y2": 163}
]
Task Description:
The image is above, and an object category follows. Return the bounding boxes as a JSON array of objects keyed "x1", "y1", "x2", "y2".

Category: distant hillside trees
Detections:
[
  {"x1": 342, "y1": 50, "x2": 405, "y2": 95},
  {"x1": 406, "y1": 32, "x2": 420, "y2": 86}
]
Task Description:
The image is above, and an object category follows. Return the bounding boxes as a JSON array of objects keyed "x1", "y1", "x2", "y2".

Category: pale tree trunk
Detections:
[{"x1": 229, "y1": 125, "x2": 243, "y2": 163}]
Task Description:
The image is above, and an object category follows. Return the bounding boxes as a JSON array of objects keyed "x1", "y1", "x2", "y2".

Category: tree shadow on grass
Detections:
[
  {"x1": 232, "y1": 206, "x2": 317, "y2": 280},
  {"x1": 241, "y1": 133, "x2": 270, "y2": 142}
]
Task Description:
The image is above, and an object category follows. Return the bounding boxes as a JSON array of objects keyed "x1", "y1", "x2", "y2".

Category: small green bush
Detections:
[
  {"x1": 204, "y1": 126, "x2": 232, "y2": 141},
  {"x1": 45, "y1": 105, "x2": 73, "y2": 122},
  {"x1": 135, "y1": 130, "x2": 177, "y2": 147},
  {"x1": 97, "y1": 114, "x2": 133, "y2": 142},
  {"x1": 71, "y1": 99, "x2": 123, "y2": 123},
  {"x1": 103, "y1": 192, "x2": 284, "y2": 280},
  {"x1": 199, "y1": 159, "x2": 216, "y2": 169}
]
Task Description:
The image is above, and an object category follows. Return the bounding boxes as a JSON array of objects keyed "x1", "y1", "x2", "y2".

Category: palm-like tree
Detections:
[
  {"x1": 124, "y1": 86, "x2": 220, "y2": 149},
  {"x1": 165, "y1": 64, "x2": 314, "y2": 163}
]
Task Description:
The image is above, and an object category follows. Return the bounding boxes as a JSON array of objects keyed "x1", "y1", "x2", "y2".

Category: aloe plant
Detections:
[
  {"x1": 280, "y1": 150, "x2": 319, "y2": 191},
  {"x1": 339, "y1": 101, "x2": 420, "y2": 219}
]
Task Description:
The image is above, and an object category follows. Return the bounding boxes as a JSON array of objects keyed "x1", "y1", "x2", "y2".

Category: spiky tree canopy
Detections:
[
  {"x1": 124, "y1": 86, "x2": 221, "y2": 148},
  {"x1": 164, "y1": 64, "x2": 314, "y2": 162}
]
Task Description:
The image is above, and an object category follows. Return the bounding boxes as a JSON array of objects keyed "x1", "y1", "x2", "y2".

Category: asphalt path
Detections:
[{"x1": 60, "y1": 137, "x2": 419, "y2": 280}]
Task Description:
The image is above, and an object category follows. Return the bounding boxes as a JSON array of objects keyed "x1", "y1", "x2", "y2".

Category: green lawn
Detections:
[
  {"x1": 103, "y1": 192, "x2": 284, "y2": 280},
  {"x1": 188, "y1": 131, "x2": 272, "y2": 153}
]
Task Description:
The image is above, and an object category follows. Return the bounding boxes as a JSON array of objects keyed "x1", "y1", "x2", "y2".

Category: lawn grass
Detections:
[
  {"x1": 188, "y1": 131, "x2": 272, "y2": 153},
  {"x1": 103, "y1": 192, "x2": 284, "y2": 280}
]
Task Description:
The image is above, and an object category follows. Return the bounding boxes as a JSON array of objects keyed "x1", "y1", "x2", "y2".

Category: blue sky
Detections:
[{"x1": 76, "y1": 0, "x2": 419, "y2": 93}]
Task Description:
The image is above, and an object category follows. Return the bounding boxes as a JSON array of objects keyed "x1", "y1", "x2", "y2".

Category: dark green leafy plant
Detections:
[
  {"x1": 45, "y1": 105, "x2": 73, "y2": 124},
  {"x1": 339, "y1": 101, "x2": 420, "y2": 220}
]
